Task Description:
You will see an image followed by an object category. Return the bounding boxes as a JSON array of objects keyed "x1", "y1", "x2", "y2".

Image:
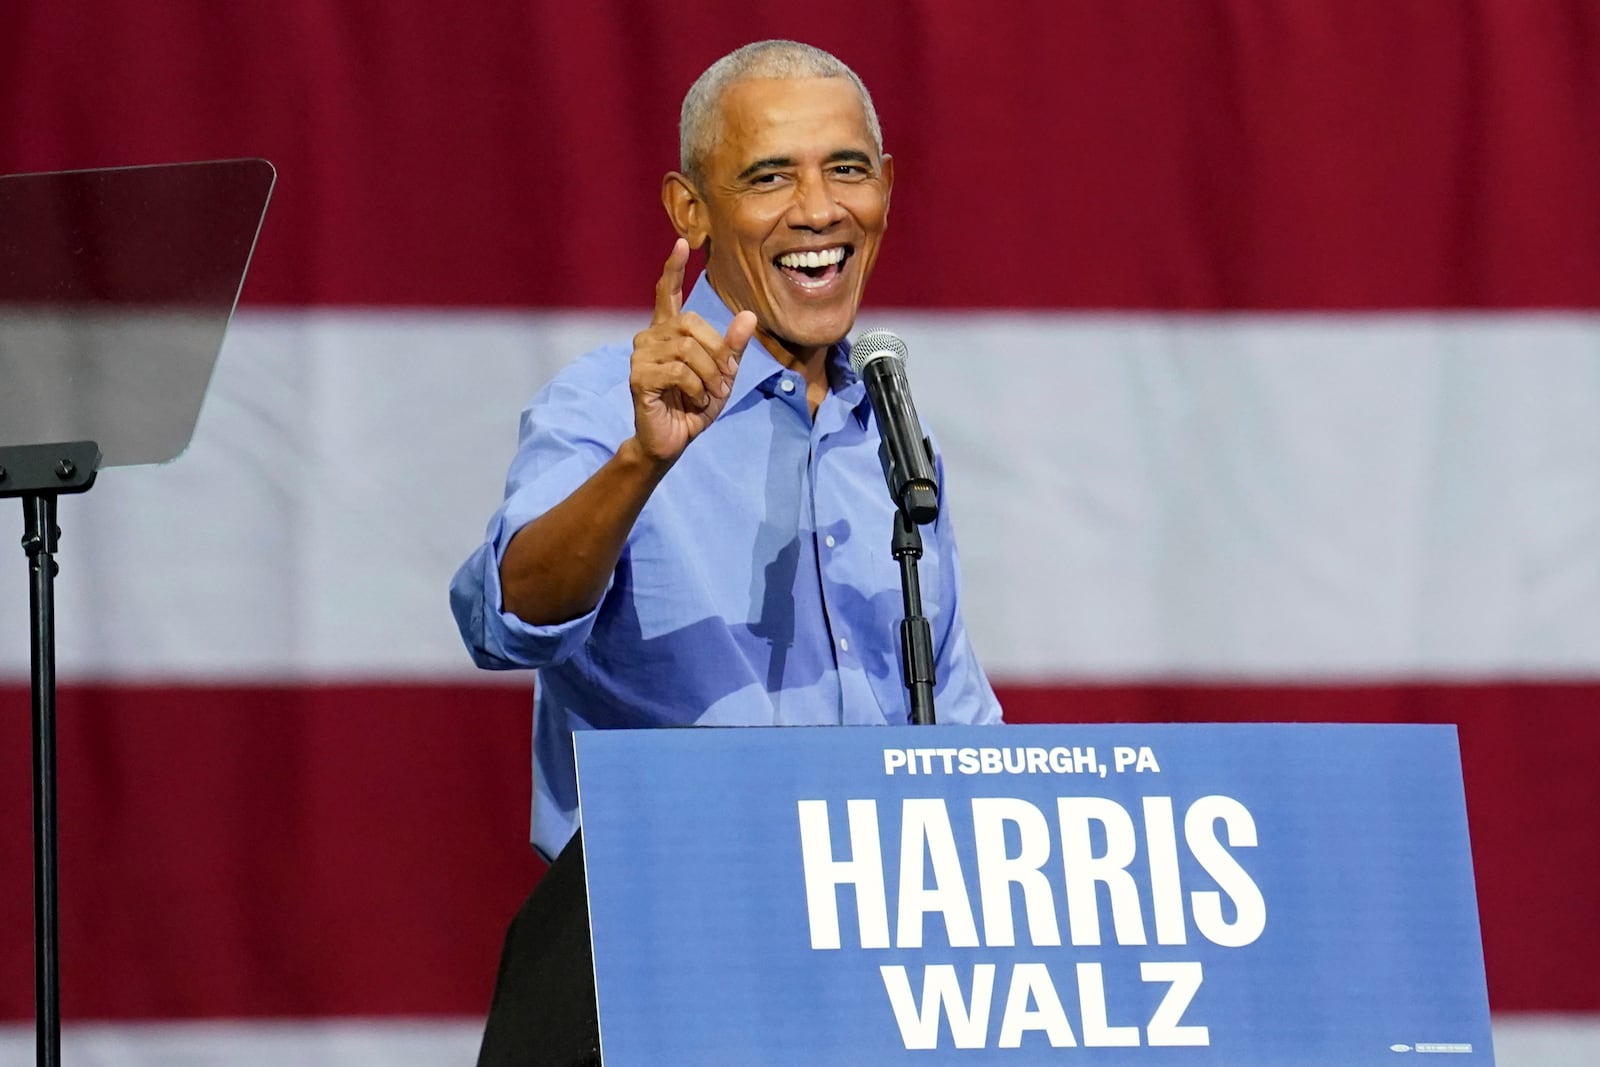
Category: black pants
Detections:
[{"x1": 478, "y1": 832, "x2": 601, "y2": 1067}]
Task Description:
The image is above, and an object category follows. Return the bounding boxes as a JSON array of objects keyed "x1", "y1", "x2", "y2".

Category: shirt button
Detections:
[
  {"x1": 824, "y1": 535, "x2": 836, "y2": 548},
  {"x1": 839, "y1": 638, "x2": 850, "y2": 652},
  {"x1": 780, "y1": 378, "x2": 796, "y2": 394}
]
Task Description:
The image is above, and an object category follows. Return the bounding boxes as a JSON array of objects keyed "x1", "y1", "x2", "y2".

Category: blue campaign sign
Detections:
[{"x1": 574, "y1": 723, "x2": 1493, "y2": 1065}]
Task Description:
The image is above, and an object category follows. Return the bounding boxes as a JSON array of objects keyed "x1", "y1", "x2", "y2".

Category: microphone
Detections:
[{"x1": 850, "y1": 329, "x2": 939, "y2": 525}]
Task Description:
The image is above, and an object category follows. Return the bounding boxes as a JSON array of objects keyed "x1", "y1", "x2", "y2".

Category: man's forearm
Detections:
[{"x1": 498, "y1": 437, "x2": 671, "y2": 626}]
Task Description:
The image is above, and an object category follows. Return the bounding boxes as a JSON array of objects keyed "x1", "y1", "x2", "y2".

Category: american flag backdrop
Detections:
[{"x1": 3, "y1": 2, "x2": 1600, "y2": 1063}]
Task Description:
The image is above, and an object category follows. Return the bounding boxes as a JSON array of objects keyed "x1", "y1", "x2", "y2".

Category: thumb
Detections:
[{"x1": 724, "y1": 311, "x2": 758, "y2": 366}]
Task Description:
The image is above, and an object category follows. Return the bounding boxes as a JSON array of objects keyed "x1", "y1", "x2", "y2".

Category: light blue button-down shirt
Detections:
[{"x1": 450, "y1": 278, "x2": 1002, "y2": 859}]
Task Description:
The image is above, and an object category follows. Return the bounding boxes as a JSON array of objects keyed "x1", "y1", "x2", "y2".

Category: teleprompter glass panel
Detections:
[{"x1": 0, "y1": 159, "x2": 275, "y2": 467}]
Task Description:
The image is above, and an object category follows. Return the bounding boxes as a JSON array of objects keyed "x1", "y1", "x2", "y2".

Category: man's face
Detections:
[{"x1": 683, "y1": 76, "x2": 893, "y2": 363}]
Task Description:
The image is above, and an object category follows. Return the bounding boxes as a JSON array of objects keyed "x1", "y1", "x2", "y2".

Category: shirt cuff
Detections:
[{"x1": 491, "y1": 499, "x2": 608, "y2": 664}]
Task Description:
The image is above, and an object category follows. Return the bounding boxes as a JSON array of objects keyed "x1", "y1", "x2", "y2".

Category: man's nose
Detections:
[{"x1": 788, "y1": 171, "x2": 846, "y2": 230}]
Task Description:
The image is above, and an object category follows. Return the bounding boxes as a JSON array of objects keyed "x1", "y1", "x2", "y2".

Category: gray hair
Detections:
[{"x1": 678, "y1": 40, "x2": 884, "y2": 187}]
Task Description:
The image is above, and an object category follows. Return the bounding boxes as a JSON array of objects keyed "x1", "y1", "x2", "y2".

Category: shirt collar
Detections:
[{"x1": 683, "y1": 275, "x2": 871, "y2": 420}]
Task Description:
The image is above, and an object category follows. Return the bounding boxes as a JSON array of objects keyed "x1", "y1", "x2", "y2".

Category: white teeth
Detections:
[{"x1": 778, "y1": 247, "x2": 846, "y2": 269}]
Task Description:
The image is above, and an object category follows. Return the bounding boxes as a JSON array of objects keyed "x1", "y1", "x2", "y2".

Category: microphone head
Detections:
[{"x1": 849, "y1": 328, "x2": 908, "y2": 376}]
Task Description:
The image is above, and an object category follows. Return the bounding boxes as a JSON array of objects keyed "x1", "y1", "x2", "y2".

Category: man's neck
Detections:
[{"x1": 755, "y1": 326, "x2": 830, "y2": 384}]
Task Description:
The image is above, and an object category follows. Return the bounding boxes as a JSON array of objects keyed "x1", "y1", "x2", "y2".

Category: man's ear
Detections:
[
  {"x1": 662, "y1": 173, "x2": 708, "y2": 249},
  {"x1": 880, "y1": 153, "x2": 895, "y2": 224}
]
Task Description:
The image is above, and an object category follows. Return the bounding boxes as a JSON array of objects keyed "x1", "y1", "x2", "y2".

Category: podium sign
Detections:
[{"x1": 575, "y1": 723, "x2": 1493, "y2": 1065}]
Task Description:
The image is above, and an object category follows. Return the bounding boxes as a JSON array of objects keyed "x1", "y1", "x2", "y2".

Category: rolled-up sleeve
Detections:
[{"x1": 449, "y1": 347, "x2": 634, "y2": 671}]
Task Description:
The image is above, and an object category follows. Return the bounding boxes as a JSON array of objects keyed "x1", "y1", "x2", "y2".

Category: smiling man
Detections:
[
  {"x1": 452, "y1": 41, "x2": 1001, "y2": 1062},
  {"x1": 454, "y1": 37, "x2": 1000, "y2": 860}
]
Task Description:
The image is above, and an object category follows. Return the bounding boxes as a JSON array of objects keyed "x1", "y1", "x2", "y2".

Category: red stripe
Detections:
[
  {"x1": 3, "y1": 2, "x2": 1598, "y2": 309},
  {"x1": 0, "y1": 681, "x2": 1594, "y2": 1019},
  {"x1": 0, "y1": 685, "x2": 542, "y2": 1020}
]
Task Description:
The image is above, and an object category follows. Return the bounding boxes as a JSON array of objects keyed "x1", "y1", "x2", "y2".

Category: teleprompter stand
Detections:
[
  {"x1": 0, "y1": 159, "x2": 274, "y2": 1066},
  {"x1": 0, "y1": 443, "x2": 97, "y2": 1067}
]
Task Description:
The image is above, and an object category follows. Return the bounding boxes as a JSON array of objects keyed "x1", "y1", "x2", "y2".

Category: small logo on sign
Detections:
[{"x1": 1391, "y1": 1045, "x2": 1412, "y2": 1053}]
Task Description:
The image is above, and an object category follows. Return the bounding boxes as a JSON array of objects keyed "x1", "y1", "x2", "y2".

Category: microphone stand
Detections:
[{"x1": 879, "y1": 439, "x2": 938, "y2": 726}]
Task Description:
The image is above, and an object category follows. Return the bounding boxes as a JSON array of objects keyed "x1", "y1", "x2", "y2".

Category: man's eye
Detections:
[
  {"x1": 831, "y1": 165, "x2": 868, "y2": 178},
  {"x1": 751, "y1": 172, "x2": 786, "y2": 185}
]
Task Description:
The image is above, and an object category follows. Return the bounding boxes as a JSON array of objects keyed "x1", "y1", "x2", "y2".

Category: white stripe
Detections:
[
  {"x1": 0, "y1": 1020, "x2": 479, "y2": 1066},
  {"x1": 0, "y1": 1016, "x2": 1594, "y2": 1065},
  {"x1": 2, "y1": 310, "x2": 1598, "y2": 681}
]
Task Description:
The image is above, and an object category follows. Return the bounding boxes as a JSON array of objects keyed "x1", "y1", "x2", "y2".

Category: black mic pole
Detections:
[
  {"x1": 892, "y1": 506, "x2": 937, "y2": 726},
  {"x1": 877, "y1": 436, "x2": 938, "y2": 726}
]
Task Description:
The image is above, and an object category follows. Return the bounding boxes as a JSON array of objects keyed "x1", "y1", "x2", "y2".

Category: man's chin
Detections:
[{"x1": 766, "y1": 311, "x2": 857, "y2": 355}]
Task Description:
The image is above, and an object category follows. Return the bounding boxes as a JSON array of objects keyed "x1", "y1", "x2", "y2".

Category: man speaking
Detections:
[{"x1": 450, "y1": 37, "x2": 1002, "y2": 1061}]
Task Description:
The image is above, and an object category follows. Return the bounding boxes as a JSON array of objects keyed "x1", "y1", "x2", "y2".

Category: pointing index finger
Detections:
[{"x1": 653, "y1": 238, "x2": 689, "y2": 325}]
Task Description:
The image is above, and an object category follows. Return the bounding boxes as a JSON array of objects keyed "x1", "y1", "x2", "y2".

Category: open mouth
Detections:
[{"x1": 774, "y1": 245, "x2": 852, "y2": 290}]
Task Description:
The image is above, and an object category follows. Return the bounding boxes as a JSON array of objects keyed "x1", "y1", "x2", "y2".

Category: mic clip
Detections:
[{"x1": 878, "y1": 436, "x2": 939, "y2": 526}]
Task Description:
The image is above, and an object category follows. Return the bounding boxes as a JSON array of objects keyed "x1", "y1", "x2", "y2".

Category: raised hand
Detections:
[{"x1": 629, "y1": 239, "x2": 758, "y2": 465}]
